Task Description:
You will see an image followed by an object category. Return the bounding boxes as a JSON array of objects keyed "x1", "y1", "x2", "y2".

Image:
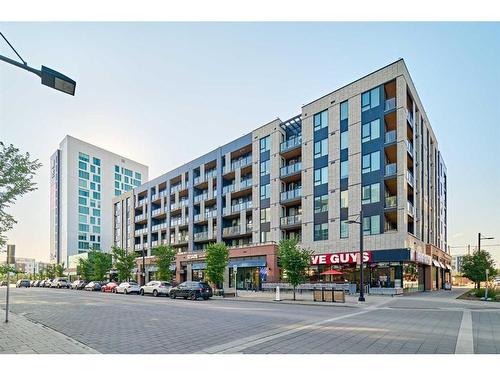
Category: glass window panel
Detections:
[
  {"x1": 340, "y1": 190, "x2": 348, "y2": 208},
  {"x1": 340, "y1": 101, "x2": 348, "y2": 121},
  {"x1": 371, "y1": 215, "x2": 380, "y2": 234},
  {"x1": 340, "y1": 131, "x2": 348, "y2": 150},
  {"x1": 340, "y1": 161, "x2": 349, "y2": 179},
  {"x1": 340, "y1": 220, "x2": 349, "y2": 238},
  {"x1": 371, "y1": 87, "x2": 380, "y2": 108},
  {"x1": 372, "y1": 151, "x2": 380, "y2": 171},
  {"x1": 371, "y1": 119, "x2": 380, "y2": 140}
]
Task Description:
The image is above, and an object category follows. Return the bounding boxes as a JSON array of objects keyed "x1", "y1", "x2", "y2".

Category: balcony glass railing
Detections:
[
  {"x1": 136, "y1": 197, "x2": 148, "y2": 206},
  {"x1": 151, "y1": 208, "x2": 164, "y2": 217},
  {"x1": 170, "y1": 217, "x2": 189, "y2": 227},
  {"x1": 407, "y1": 201, "x2": 415, "y2": 216},
  {"x1": 230, "y1": 155, "x2": 252, "y2": 171},
  {"x1": 385, "y1": 163, "x2": 397, "y2": 176},
  {"x1": 385, "y1": 196, "x2": 397, "y2": 208},
  {"x1": 194, "y1": 232, "x2": 209, "y2": 241},
  {"x1": 170, "y1": 182, "x2": 189, "y2": 194},
  {"x1": 406, "y1": 140, "x2": 414, "y2": 157},
  {"x1": 406, "y1": 109, "x2": 414, "y2": 128},
  {"x1": 407, "y1": 170, "x2": 414, "y2": 187},
  {"x1": 280, "y1": 137, "x2": 302, "y2": 153},
  {"x1": 384, "y1": 97, "x2": 396, "y2": 112},
  {"x1": 134, "y1": 213, "x2": 147, "y2": 222},
  {"x1": 134, "y1": 228, "x2": 148, "y2": 235},
  {"x1": 222, "y1": 224, "x2": 252, "y2": 236},
  {"x1": 240, "y1": 178, "x2": 252, "y2": 189},
  {"x1": 170, "y1": 199, "x2": 189, "y2": 210},
  {"x1": 280, "y1": 188, "x2": 302, "y2": 201},
  {"x1": 280, "y1": 162, "x2": 302, "y2": 177},
  {"x1": 224, "y1": 201, "x2": 253, "y2": 215},
  {"x1": 223, "y1": 184, "x2": 235, "y2": 194},
  {"x1": 151, "y1": 222, "x2": 167, "y2": 232},
  {"x1": 280, "y1": 215, "x2": 302, "y2": 226},
  {"x1": 194, "y1": 170, "x2": 217, "y2": 185},
  {"x1": 159, "y1": 190, "x2": 168, "y2": 198},
  {"x1": 385, "y1": 130, "x2": 396, "y2": 144},
  {"x1": 194, "y1": 210, "x2": 217, "y2": 221}
]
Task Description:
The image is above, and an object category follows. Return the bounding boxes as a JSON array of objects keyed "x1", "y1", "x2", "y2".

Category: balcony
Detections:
[
  {"x1": 223, "y1": 184, "x2": 235, "y2": 194},
  {"x1": 159, "y1": 190, "x2": 168, "y2": 198},
  {"x1": 406, "y1": 140, "x2": 414, "y2": 158},
  {"x1": 385, "y1": 196, "x2": 397, "y2": 209},
  {"x1": 230, "y1": 155, "x2": 252, "y2": 171},
  {"x1": 194, "y1": 231, "x2": 215, "y2": 241},
  {"x1": 384, "y1": 97, "x2": 396, "y2": 112},
  {"x1": 385, "y1": 163, "x2": 397, "y2": 177},
  {"x1": 280, "y1": 137, "x2": 302, "y2": 153},
  {"x1": 134, "y1": 244, "x2": 147, "y2": 251},
  {"x1": 135, "y1": 197, "x2": 148, "y2": 207},
  {"x1": 280, "y1": 162, "x2": 301, "y2": 178},
  {"x1": 406, "y1": 109, "x2": 414, "y2": 128},
  {"x1": 194, "y1": 210, "x2": 217, "y2": 222},
  {"x1": 151, "y1": 240, "x2": 158, "y2": 248},
  {"x1": 134, "y1": 213, "x2": 147, "y2": 222},
  {"x1": 170, "y1": 199, "x2": 189, "y2": 211},
  {"x1": 151, "y1": 208, "x2": 164, "y2": 217},
  {"x1": 222, "y1": 224, "x2": 252, "y2": 237},
  {"x1": 407, "y1": 170, "x2": 414, "y2": 188},
  {"x1": 151, "y1": 222, "x2": 167, "y2": 232},
  {"x1": 223, "y1": 201, "x2": 253, "y2": 215},
  {"x1": 134, "y1": 228, "x2": 148, "y2": 236},
  {"x1": 151, "y1": 194, "x2": 158, "y2": 201},
  {"x1": 280, "y1": 187, "x2": 302, "y2": 202},
  {"x1": 407, "y1": 201, "x2": 415, "y2": 217},
  {"x1": 385, "y1": 130, "x2": 396, "y2": 144},
  {"x1": 170, "y1": 217, "x2": 189, "y2": 227},
  {"x1": 194, "y1": 170, "x2": 217, "y2": 185},
  {"x1": 171, "y1": 235, "x2": 189, "y2": 245},
  {"x1": 170, "y1": 182, "x2": 188, "y2": 194},
  {"x1": 280, "y1": 214, "x2": 302, "y2": 227}
]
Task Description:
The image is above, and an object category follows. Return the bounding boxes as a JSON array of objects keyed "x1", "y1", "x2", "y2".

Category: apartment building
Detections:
[
  {"x1": 113, "y1": 59, "x2": 449, "y2": 292},
  {"x1": 51, "y1": 135, "x2": 149, "y2": 266}
]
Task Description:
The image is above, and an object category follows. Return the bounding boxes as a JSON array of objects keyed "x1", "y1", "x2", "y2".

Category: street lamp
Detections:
[
  {"x1": 0, "y1": 32, "x2": 76, "y2": 95},
  {"x1": 478, "y1": 233, "x2": 494, "y2": 254},
  {"x1": 347, "y1": 209, "x2": 365, "y2": 302}
]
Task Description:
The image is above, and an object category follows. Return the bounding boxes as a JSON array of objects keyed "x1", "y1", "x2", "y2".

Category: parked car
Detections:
[
  {"x1": 115, "y1": 281, "x2": 140, "y2": 295},
  {"x1": 33, "y1": 280, "x2": 42, "y2": 287},
  {"x1": 16, "y1": 279, "x2": 31, "y2": 288},
  {"x1": 101, "y1": 281, "x2": 119, "y2": 293},
  {"x1": 169, "y1": 281, "x2": 212, "y2": 300},
  {"x1": 44, "y1": 279, "x2": 54, "y2": 288},
  {"x1": 494, "y1": 276, "x2": 500, "y2": 287},
  {"x1": 71, "y1": 280, "x2": 86, "y2": 289},
  {"x1": 1, "y1": 280, "x2": 9, "y2": 287},
  {"x1": 84, "y1": 281, "x2": 102, "y2": 291},
  {"x1": 52, "y1": 277, "x2": 70, "y2": 288},
  {"x1": 140, "y1": 280, "x2": 172, "y2": 297}
]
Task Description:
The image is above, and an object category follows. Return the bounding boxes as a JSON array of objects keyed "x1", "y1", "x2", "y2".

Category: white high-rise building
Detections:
[{"x1": 50, "y1": 135, "x2": 148, "y2": 266}]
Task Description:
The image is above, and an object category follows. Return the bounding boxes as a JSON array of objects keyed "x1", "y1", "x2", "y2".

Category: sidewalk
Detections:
[
  {"x1": 218, "y1": 290, "x2": 397, "y2": 308},
  {"x1": 0, "y1": 309, "x2": 98, "y2": 354}
]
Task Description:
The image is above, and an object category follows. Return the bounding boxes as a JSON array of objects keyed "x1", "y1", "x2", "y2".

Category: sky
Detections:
[{"x1": 0, "y1": 22, "x2": 499, "y2": 263}]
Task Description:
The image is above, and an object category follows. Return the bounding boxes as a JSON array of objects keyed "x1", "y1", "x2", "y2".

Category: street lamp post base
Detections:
[{"x1": 358, "y1": 296, "x2": 366, "y2": 302}]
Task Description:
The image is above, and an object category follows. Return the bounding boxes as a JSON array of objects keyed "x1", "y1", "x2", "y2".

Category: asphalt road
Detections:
[{"x1": 1, "y1": 287, "x2": 499, "y2": 354}]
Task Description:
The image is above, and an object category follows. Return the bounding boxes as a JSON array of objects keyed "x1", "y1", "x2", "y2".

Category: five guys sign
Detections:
[{"x1": 311, "y1": 251, "x2": 372, "y2": 266}]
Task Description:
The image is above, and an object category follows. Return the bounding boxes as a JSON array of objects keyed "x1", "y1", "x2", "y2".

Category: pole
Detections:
[
  {"x1": 5, "y1": 268, "x2": 10, "y2": 323},
  {"x1": 467, "y1": 245, "x2": 470, "y2": 256},
  {"x1": 478, "y1": 233, "x2": 481, "y2": 254},
  {"x1": 359, "y1": 209, "x2": 365, "y2": 302},
  {"x1": 485, "y1": 269, "x2": 489, "y2": 300},
  {"x1": 142, "y1": 248, "x2": 145, "y2": 285}
]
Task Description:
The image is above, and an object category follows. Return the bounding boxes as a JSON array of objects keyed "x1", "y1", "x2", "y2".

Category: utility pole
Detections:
[{"x1": 467, "y1": 244, "x2": 470, "y2": 255}]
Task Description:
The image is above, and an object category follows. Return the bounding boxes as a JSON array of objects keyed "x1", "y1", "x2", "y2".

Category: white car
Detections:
[
  {"x1": 139, "y1": 281, "x2": 172, "y2": 297},
  {"x1": 115, "y1": 281, "x2": 140, "y2": 295},
  {"x1": 51, "y1": 277, "x2": 69, "y2": 288},
  {"x1": 494, "y1": 277, "x2": 500, "y2": 287}
]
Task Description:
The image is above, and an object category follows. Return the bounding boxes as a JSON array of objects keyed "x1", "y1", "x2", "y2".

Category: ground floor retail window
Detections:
[{"x1": 230, "y1": 267, "x2": 266, "y2": 290}]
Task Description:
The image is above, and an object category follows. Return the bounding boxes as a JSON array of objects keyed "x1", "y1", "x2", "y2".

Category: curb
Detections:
[{"x1": 211, "y1": 296, "x2": 361, "y2": 308}]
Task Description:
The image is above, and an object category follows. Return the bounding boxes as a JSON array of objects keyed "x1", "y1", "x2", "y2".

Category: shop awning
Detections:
[
  {"x1": 320, "y1": 269, "x2": 343, "y2": 275},
  {"x1": 228, "y1": 258, "x2": 266, "y2": 268},
  {"x1": 445, "y1": 264, "x2": 452, "y2": 271},
  {"x1": 438, "y1": 261, "x2": 445, "y2": 269},
  {"x1": 432, "y1": 260, "x2": 441, "y2": 267},
  {"x1": 191, "y1": 262, "x2": 207, "y2": 270}
]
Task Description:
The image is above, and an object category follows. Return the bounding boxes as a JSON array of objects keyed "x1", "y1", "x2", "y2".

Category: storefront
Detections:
[
  {"x1": 309, "y1": 249, "x2": 434, "y2": 294},
  {"x1": 426, "y1": 244, "x2": 452, "y2": 290},
  {"x1": 228, "y1": 257, "x2": 267, "y2": 290}
]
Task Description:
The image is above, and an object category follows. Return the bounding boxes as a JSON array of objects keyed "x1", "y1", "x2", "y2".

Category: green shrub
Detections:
[{"x1": 474, "y1": 288, "x2": 498, "y2": 299}]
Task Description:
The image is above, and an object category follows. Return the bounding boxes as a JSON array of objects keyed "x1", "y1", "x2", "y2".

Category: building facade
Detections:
[
  {"x1": 113, "y1": 59, "x2": 450, "y2": 292},
  {"x1": 51, "y1": 135, "x2": 148, "y2": 266}
]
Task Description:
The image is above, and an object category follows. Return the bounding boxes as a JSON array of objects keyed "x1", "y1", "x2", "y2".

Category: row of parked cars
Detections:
[{"x1": 17, "y1": 278, "x2": 213, "y2": 300}]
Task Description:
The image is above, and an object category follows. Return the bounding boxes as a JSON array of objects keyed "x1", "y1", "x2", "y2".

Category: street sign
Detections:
[{"x1": 7, "y1": 244, "x2": 15, "y2": 265}]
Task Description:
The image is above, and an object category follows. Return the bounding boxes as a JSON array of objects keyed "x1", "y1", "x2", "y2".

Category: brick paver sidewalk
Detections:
[{"x1": 0, "y1": 309, "x2": 99, "y2": 354}]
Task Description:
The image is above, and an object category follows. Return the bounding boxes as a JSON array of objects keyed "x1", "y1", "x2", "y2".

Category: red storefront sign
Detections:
[{"x1": 311, "y1": 251, "x2": 372, "y2": 266}]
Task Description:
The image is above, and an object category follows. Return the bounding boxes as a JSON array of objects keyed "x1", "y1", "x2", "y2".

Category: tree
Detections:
[
  {"x1": 152, "y1": 245, "x2": 176, "y2": 281},
  {"x1": 0, "y1": 264, "x2": 17, "y2": 277},
  {"x1": 45, "y1": 264, "x2": 56, "y2": 279},
  {"x1": 37, "y1": 269, "x2": 45, "y2": 280},
  {"x1": 92, "y1": 251, "x2": 112, "y2": 281},
  {"x1": 205, "y1": 242, "x2": 229, "y2": 289},
  {"x1": 77, "y1": 257, "x2": 93, "y2": 281},
  {"x1": 111, "y1": 246, "x2": 136, "y2": 281},
  {"x1": 0, "y1": 142, "x2": 42, "y2": 248},
  {"x1": 461, "y1": 251, "x2": 497, "y2": 289},
  {"x1": 55, "y1": 262, "x2": 65, "y2": 277},
  {"x1": 278, "y1": 238, "x2": 314, "y2": 300}
]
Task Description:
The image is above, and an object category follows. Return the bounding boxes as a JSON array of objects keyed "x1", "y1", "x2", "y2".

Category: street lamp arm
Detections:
[{"x1": 0, "y1": 54, "x2": 41, "y2": 77}]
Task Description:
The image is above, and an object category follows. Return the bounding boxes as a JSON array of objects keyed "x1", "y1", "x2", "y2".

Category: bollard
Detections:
[{"x1": 275, "y1": 286, "x2": 281, "y2": 301}]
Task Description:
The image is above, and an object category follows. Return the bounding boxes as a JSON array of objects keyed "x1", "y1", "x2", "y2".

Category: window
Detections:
[
  {"x1": 363, "y1": 215, "x2": 381, "y2": 235},
  {"x1": 340, "y1": 220, "x2": 349, "y2": 238},
  {"x1": 260, "y1": 160, "x2": 270, "y2": 176},
  {"x1": 93, "y1": 192, "x2": 100, "y2": 200},
  {"x1": 340, "y1": 160, "x2": 349, "y2": 179},
  {"x1": 340, "y1": 101, "x2": 348, "y2": 121},
  {"x1": 78, "y1": 241, "x2": 89, "y2": 250},
  {"x1": 92, "y1": 226, "x2": 101, "y2": 234},
  {"x1": 313, "y1": 110, "x2": 328, "y2": 131},
  {"x1": 135, "y1": 172, "x2": 141, "y2": 180},
  {"x1": 78, "y1": 234, "x2": 87, "y2": 241},
  {"x1": 340, "y1": 190, "x2": 348, "y2": 208},
  {"x1": 79, "y1": 170, "x2": 89, "y2": 179},
  {"x1": 115, "y1": 165, "x2": 120, "y2": 173},
  {"x1": 314, "y1": 139, "x2": 328, "y2": 159},
  {"x1": 79, "y1": 206, "x2": 89, "y2": 214},
  {"x1": 78, "y1": 214, "x2": 87, "y2": 224},
  {"x1": 340, "y1": 131, "x2": 348, "y2": 150},
  {"x1": 133, "y1": 179, "x2": 141, "y2": 187},
  {"x1": 78, "y1": 189, "x2": 89, "y2": 197},
  {"x1": 90, "y1": 217, "x2": 96, "y2": 225},
  {"x1": 361, "y1": 87, "x2": 380, "y2": 112},
  {"x1": 115, "y1": 173, "x2": 121, "y2": 181},
  {"x1": 314, "y1": 167, "x2": 328, "y2": 186},
  {"x1": 124, "y1": 169, "x2": 133, "y2": 177},
  {"x1": 115, "y1": 189, "x2": 121, "y2": 196},
  {"x1": 260, "y1": 208, "x2": 270, "y2": 223},
  {"x1": 78, "y1": 197, "x2": 87, "y2": 205},
  {"x1": 260, "y1": 184, "x2": 270, "y2": 199},
  {"x1": 362, "y1": 183, "x2": 380, "y2": 204},
  {"x1": 362, "y1": 119, "x2": 380, "y2": 143},
  {"x1": 314, "y1": 195, "x2": 328, "y2": 213},
  {"x1": 93, "y1": 157, "x2": 100, "y2": 166},
  {"x1": 124, "y1": 176, "x2": 129, "y2": 184},
  {"x1": 90, "y1": 165, "x2": 96, "y2": 174},
  {"x1": 79, "y1": 179, "x2": 87, "y2": 188},
  {"x1": 93, "y1": 175, "x2": 101, "y2": 183},
  {"x1": 90, "y1": 182, "x2": 96, "y2": 190},
  {"x1": 79, "y1": 224, "x2": 89, "y2": 232},
  {"x1": 260, "y1": 230, "x2": 270, "y2": 243},
  {"x1": 78, "y1": 161, "x2": 87, "y2": 170},
  {"x1": 260, "y1": 136, "x2": 270, "y2": 153},
  {"x1": 93, "y1": 209, "x2": 101, "y2": 217},
  {"x1": 78, "y1": 152, "x2": 89, "y2": 162},
  {"x1": 314, "y1": 223, "x2": 328, "y2": 241},
  {"x1": 362, "y1": 151, "x2": 381, "y2": 173}
]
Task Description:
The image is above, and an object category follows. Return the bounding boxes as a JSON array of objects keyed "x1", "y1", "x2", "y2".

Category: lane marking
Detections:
[{"x1": 455, "y1": 310, "x2": 474, "y2": 354}]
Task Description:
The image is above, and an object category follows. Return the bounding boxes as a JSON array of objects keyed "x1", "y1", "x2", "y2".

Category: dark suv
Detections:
[{"x1": 169, "y1": 281, "x2": 213, "y2": 300}]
